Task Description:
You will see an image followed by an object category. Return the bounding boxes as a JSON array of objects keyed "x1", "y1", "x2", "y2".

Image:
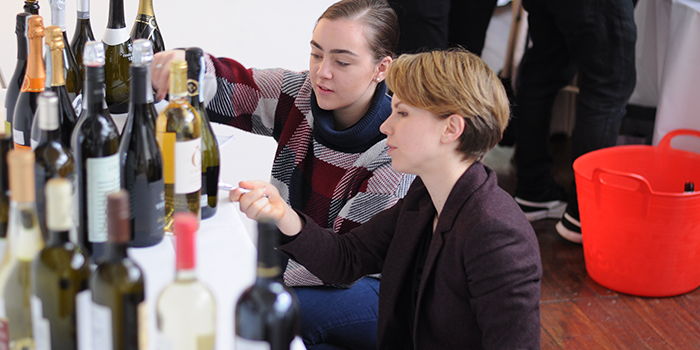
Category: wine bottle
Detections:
[
  {"x1": 31, "y1": 177, "x2": 90, "y2": 350},
  {"x1": 71, "y1": 41, "x2": 121, "y2": 263},
  {"x1": 186, "y1": 48, "x2": 220, "y2": 220},
  {"x1": 155, "y1": 60, "x2": 202, "y2": 234},
  {"x1": 70, "y1": 0, "x2": 96, "y2": 86},
  {"x1": 235, "y1": 219, "x2": 301, "y2": 350},
  {"x1": 2, "y1": 150, "x2": 45, "y2": 350},
  {"x1": 103, "y1": 0, "x2": 133, "y2": 115},
  {"x1": 131, "y1": 0, "x2": 165, "y2": 53},
  {"x1": 90, "y1": 190, "x2": 145, "y2": 350},
  {"x1": 31, "y1": 25, "x2": 78, "y2": 149},
  {"x1": 24, "y1": 0, "x2": 40, "y2": 14},
  {"x1": 0, "y1": 136, "x2": 11, "y2": 240},
  {"x1": 4, "y1": 12, "x2": 32, "y2": 137},
  {"x1": 13, "y1": 15, "x2": 45, "y2": 151},
  {"x1": 33, "y1": 91, "x2": 75, "y2": 240},
  {"x1": 156, "y1": 212, "x2": 215, "y2": 349},
  {"x1": 48, "y1": 0, "x2": 81, "y2": 103},
  {"x1": 119, "y1": 39, "x2": 165, "y2": 247}
]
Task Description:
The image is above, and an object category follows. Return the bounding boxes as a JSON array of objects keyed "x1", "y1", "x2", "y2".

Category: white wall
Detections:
[{"x1": 0, "y1": 0, "x2": 336, "y2": 236}]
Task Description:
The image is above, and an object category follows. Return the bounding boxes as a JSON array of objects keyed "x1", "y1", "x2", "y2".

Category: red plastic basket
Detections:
[{"x1": 574, "y1": 129, "x2": 700, "y2": 297}]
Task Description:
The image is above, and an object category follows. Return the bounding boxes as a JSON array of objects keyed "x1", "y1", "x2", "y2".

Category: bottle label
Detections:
[
  {"x1": 4, "y1": 120, "x2": 10, "y2": 136},
  {"x1": 235, "y1": 337, "x2": 271, "y2": 350},
  {"x1": 20, "y1": 76, "x2": 45, "y2": 93},
  {"x1": 30, "y1": 295, "x2": 52, "y2": 350},
  {"x1": 77, "y1": 11, "x2": 89, "y2": 19},
  {"x1": 175, "y1": 138, "x2": 202, "y2": 194},
  {"x1": 87, "y1": 154, "x2": 121, "y2": 243},
  {"x1": 102, "y1": 27, "x2": 130, "y2": 46},
  {"x1": 131, "y1": 177, "x2": 165, "y2": 239},
  {"x1": 12, "y1": 129, "x2": 26, "y2": 148},
  {"x1": 75, "y1": 290, "x2": 92, "y2": 350},
  {"x1": 135, "y1": 14, "x2": 157, "y2": 30},
  {"x1": 200, "y1": 194, "x2": 208, "y2": 207},
  {"x1": 91, "y1": 301, "x2": 113, "y2": 350}
]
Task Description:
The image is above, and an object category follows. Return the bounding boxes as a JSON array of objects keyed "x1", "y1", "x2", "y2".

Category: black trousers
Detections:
[
  {"x1": 389, "y1": 0, "x2": 498, "y2": 56},
  {"x1": 513, "y1": 0, "x2": 637, "y2": 216}
]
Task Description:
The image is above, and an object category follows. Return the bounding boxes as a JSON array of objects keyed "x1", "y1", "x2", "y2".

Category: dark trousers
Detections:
[
  {"x1": 513, "y1": 0, "x2": 637, "y2": 215},
  {"x1": 389, "y1": 0, "x2": 498, "y2": 56}
]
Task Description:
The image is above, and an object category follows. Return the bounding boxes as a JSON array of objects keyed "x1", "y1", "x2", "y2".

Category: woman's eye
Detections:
[
  {"x1": 311, "y1": 53, "x2": 321, "y2": 59},
  {"x1": 336, "y1": 60, "x2": 349, "y2": 67},
  {"x1": 399, "y1": 112, "x2": 408, "y2": 117}
]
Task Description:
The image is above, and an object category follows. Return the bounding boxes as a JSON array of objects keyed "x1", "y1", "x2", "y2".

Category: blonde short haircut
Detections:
[{"x1": 386, "y1": 49, "x2": 511, "y2": 161}]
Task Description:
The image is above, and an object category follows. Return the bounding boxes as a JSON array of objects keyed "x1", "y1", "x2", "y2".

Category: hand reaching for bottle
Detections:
[
  {"x1": 229, "y1": 180, "x2": 303, "y2": 236},
  {"x1": 151, "y1": 49, "x2": 186, "y2": 102}
]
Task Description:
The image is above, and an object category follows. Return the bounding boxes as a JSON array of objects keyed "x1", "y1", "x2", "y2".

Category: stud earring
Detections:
[{"x1": 376, "y1": 77, "x2": 381, "y2": 83}]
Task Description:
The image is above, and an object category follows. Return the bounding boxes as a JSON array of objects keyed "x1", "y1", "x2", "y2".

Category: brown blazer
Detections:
[{"x1": 280, "y1": 162, "x2": 542, "y2": 349}]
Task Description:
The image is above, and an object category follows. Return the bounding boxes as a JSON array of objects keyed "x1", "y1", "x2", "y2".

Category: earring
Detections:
[{"x1": 376, "y1": 77, "x2": 381, "y2": 83}]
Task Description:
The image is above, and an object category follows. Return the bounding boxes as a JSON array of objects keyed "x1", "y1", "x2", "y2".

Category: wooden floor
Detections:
[
  {"x1": 482, "y1": 5, "x2": 700, "y2": 349},
  {"x1": 491, "y1": 136, "x2": 700, "y2": 350}
]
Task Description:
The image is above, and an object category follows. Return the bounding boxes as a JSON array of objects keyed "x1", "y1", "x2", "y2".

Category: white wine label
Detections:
[
  {"x1": 91, "y1": 301, "x2": 113, "y2": 350},
  {"x1": 75, "y1": 290, "x2": 92, "y2": 350},
  {"x1": 235, "y1": 336, "x2": 271, "y2": 350},
  {"x1": 31, "y1": 295, "x2": 52, "y2": 350},
  {"x1": 175, "y1": 138, "x2": 202, "y2": 194},
  {"x1": 87, "y1": 153, "x2": 120, "y2": 243},
  {"x1": 12, "y1": 129, "x2": 24, "y2": 146},
  {"x1": 102, "y1": 27, "x2": 130, "y2": 46},
  {"x1": 200, "y1": 194, "x2": 208, "y2": 207}
]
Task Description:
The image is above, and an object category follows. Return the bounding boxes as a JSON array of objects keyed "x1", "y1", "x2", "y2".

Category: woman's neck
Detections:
[{"x1": 422, "y1": 155, "x2": 474, "y2": 217}]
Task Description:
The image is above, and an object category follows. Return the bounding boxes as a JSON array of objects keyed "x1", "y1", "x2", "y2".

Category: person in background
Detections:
[
  {"x1": 511, "y1": 0, "x2": 636, "y2": 243},
  {"x1": 232, "y1": 49, "x2": 542, "y2": 349},
  {"x1": 151, "y1": 1, "x2": 413, "y2": 349},
  {"x1": 388, "y1": 0, "x2": 498, "y2": 56}
]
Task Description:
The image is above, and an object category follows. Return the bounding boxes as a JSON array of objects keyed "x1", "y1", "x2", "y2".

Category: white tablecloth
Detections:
[{"x1": 630, "y1": 0, "x2": 700, "y2": 152}]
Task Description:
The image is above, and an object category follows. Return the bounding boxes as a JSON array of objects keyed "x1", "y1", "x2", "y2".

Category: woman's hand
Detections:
[
  {"x1": 229, "y1": 180, "x2": 303, "y2": 236},
  {"x1": 152, "y1": 49, "x2": 186, "y2": 102}
]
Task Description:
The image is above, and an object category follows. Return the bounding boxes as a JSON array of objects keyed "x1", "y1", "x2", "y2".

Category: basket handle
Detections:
[
  {"x1": 592, "y1": 167, "x2": 652, "y2": 217},
  {"x1": 657, "y1": 129, "x2": 700, "y2": 153}
]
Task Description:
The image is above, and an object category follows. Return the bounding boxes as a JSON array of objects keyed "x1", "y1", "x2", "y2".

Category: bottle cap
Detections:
[
  {"x1": 132, "y1": 39, "x2": 153, "y2": 67},
  {"x1": 45, "y1": 178, "x2": 73, "y2": 231},
  {"x1": 38, "y1": 91, "x2": 60, "y2": 131},
  {"x1": 83, "y1": 40, "x2": 105, "y2": 67},
  {"x1": 15, "y1": 12, "x2": 31, "y2": 36},
  {"x1": 174, "y1": 212, "x2": 198, "y2": 270},
  {"x1": 107, "y1": 190, "x2": 131, "y2": 244},
  {"x1": 45, "y1": 25, "x2": 65, "y2": 51},
  {"x1": 7, "y1": 150, "x2": 35, "y2": 203},
  {"x1": 27, "y1": 15, "x2": 45, "y2": 40}
]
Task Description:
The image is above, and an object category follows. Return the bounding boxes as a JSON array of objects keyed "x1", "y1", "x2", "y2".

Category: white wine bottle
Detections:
[
  {"x1": 13, "y1": 15, "x2": 45, "y2": 151},
  {"x1": 156, "y1": 212, "x2": 215, "y2": 349},
  {"x1": 235, "y1": 219, "x2": 300, "y2": 350},
  {"x1": 71, "y1": 41, "x2": 120, "y2": 263},
  {"x1": 2, "y1": 150, "x2": 45, "y2": 350},
  {"x1": 5, "y1": 13, "x2": 32, "y2": 136},
  {"x1": 131, "y1": 0, "x2": 165, "y2": 53},
  {"x1": 90, "y1": 190, "x2": 145, "y2": 350},
  {"x1": 48, "y1": 0, "x2": 81, "y2": 102},
  {"x1": 70, "y1": 0, "x2": 96, "y2": 85},
  {"x1": 155, "y1": 60, "x2": 201, "y2": 234},
  {"x1": 103, "y1": 0, "x2": 132, "y2": 114},
  {"x1": 32, "y1": 91, "x2": 75, "y2": 240},
  {"x1": 118, "y1": 39, "x2": 165, "y2": 247},
  {"x1": 185, "y1": 48, "x2": 220, "y2": 220},
  {"x1": 31, "y1": 177, "x2": 90, "y2": 350}
]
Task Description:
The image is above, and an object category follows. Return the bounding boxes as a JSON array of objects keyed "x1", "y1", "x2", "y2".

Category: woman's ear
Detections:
[
  {"x1": 443, "y1": 114, "x2": 466, "y2": 144},
  {"x1": 375, "y1": 56, "x2": 393, "y2": 82}
]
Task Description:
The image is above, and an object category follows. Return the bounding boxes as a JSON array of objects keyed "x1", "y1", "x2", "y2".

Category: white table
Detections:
[{"x1": 630, "y1": 0, "x2": 700, "y2": 152}]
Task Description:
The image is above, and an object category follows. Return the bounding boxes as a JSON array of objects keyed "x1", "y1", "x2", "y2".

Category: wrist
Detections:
[{"x1": 277, "y1": 204, "x2": 303, "y2": 236}]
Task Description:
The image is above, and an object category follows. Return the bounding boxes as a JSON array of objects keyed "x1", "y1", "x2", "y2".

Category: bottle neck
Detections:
[
  {"x1": 27, "y1": 34, "x2": 46, "y2": 84},
  {"x1": 83, "y1": 65, "x2": 105, "y2": 114},
  {"x1": 137, "y1": 0, "x2": 155, "y2": 17},
  {"x1": 48, "y1": 47, "x2": 66, "y2": 87},
  {"x1": 105, "y1": 242, "x2": 129, "y2": 261},
  {"x1": 256, "y1": 228, "x2": 282, "y2": 280},
  {"x1": 130, "y1": 65, "x2": 153, "y2": 105},
  {"x1": 107, "y1": 0, "x2": 126, "y2": 29},
  {"x1": 76, "y1": 0, "x2": 90, "y2": 16},
  {"x1": 24, "y1": 0, "x2": 40, "y2": 15},
  {"x1": 47, "y1": 229, "x2": 70, "y2": 247},
  {"x1": 175, "y1": 268, "x2": 197, "y2": 281},
  {"x1": 16, "y1": 17, "x2": 29, "y2": 60},
  {"x1": 50, "y1": 0, "x2": 67, "y2": 31}
]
